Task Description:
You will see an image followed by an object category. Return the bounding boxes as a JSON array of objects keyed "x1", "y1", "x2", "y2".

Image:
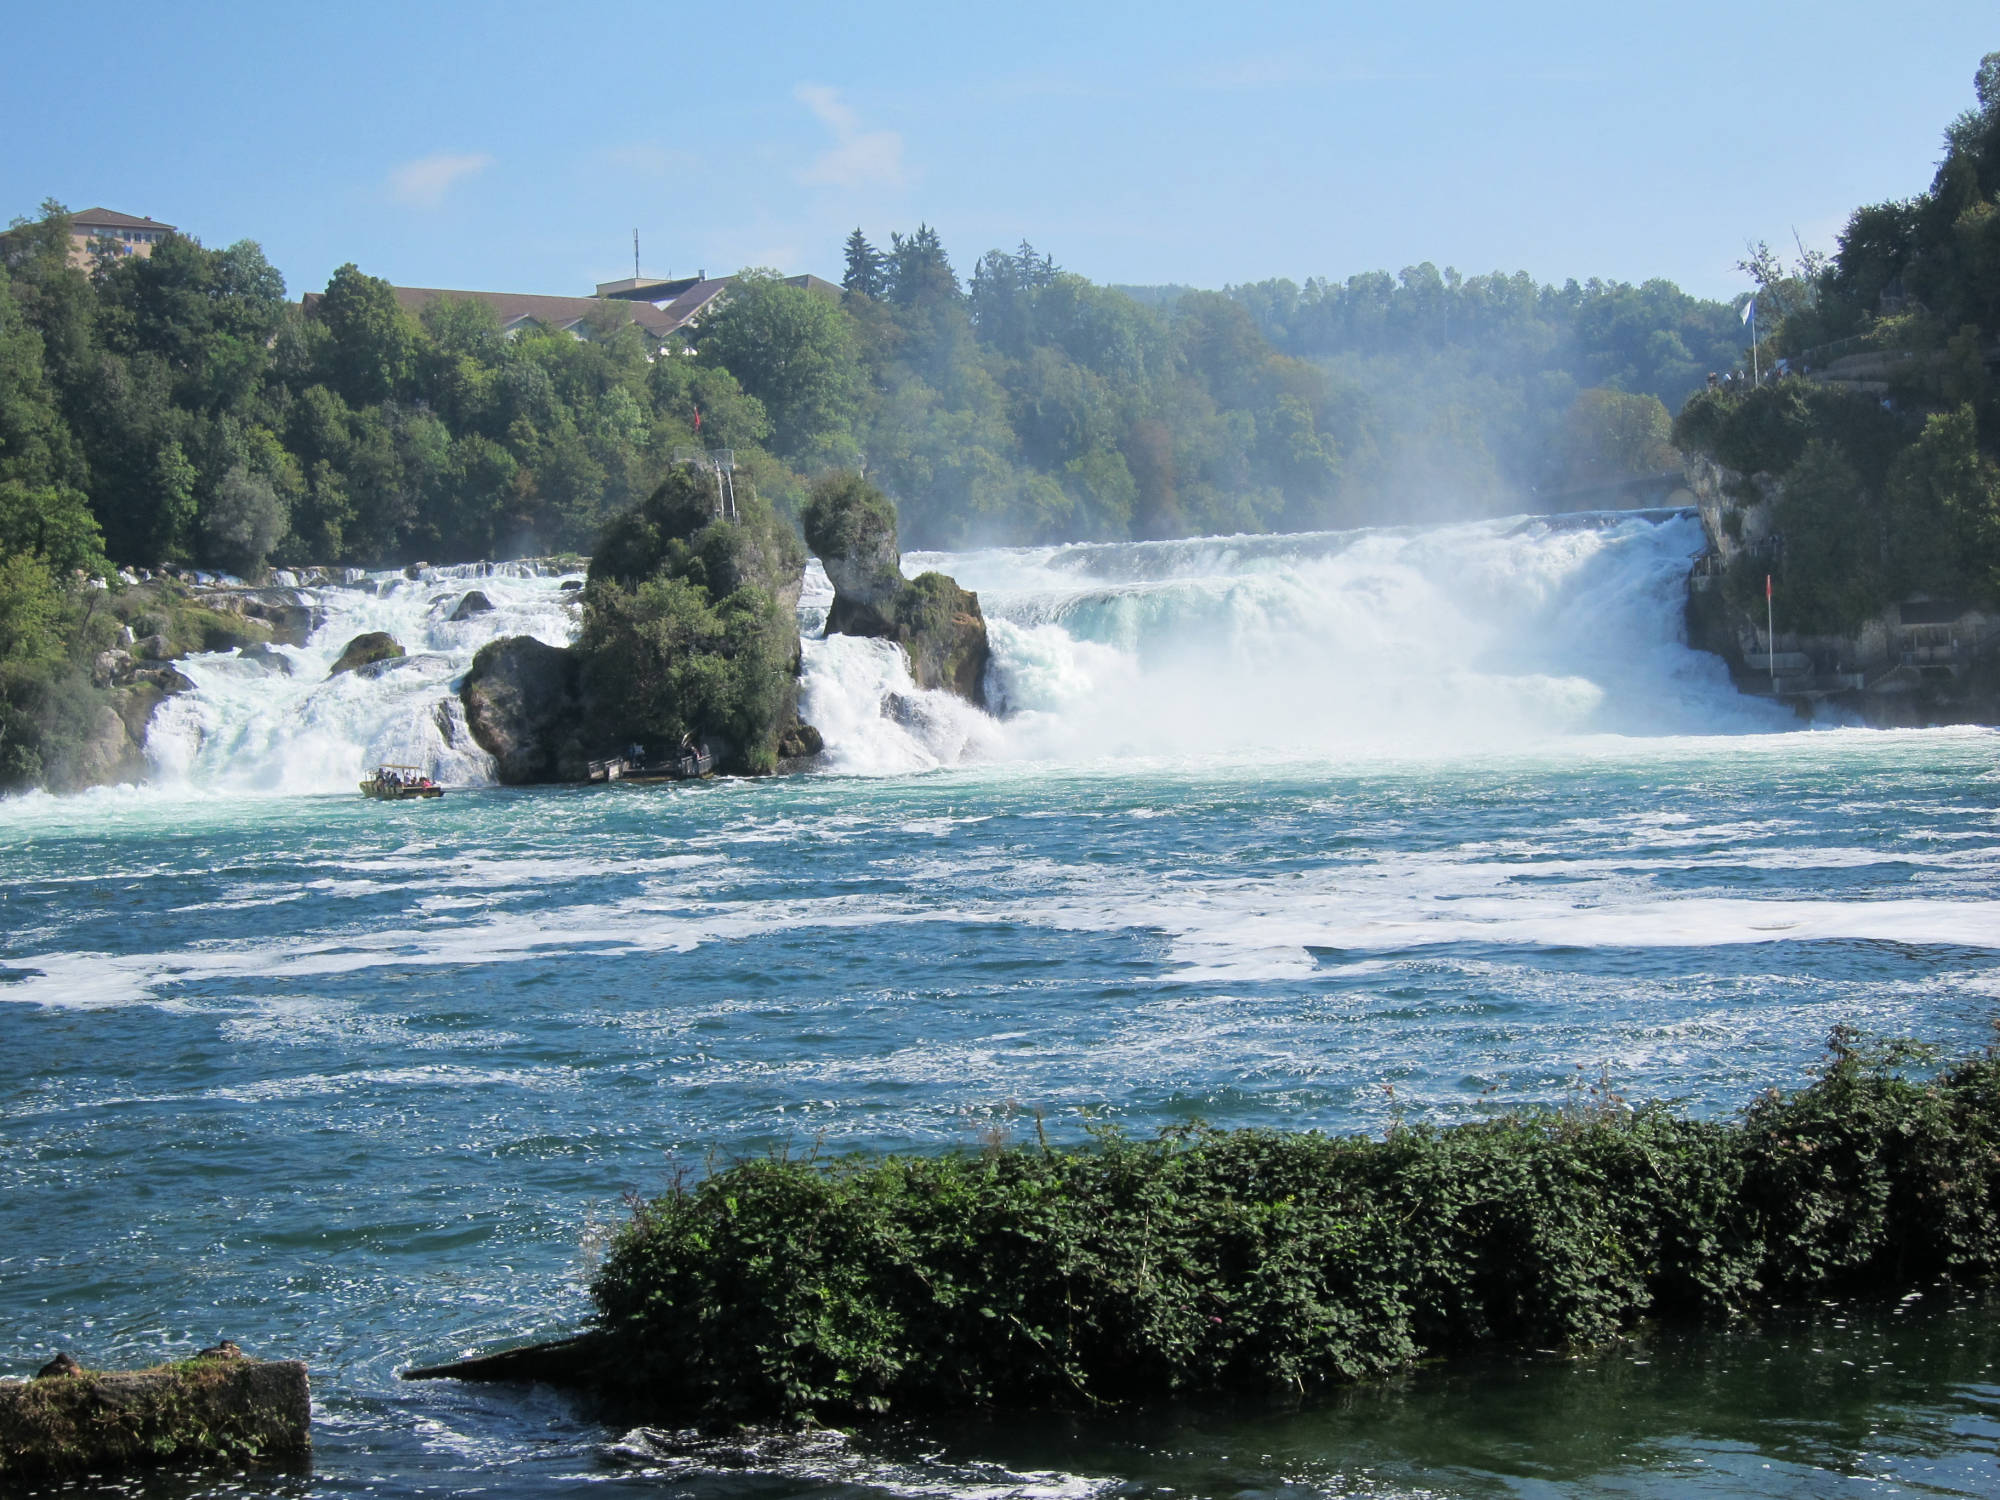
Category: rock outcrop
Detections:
[
  {"x1": 808, "y1": 479, "x2": 905, "y2": 636},
  {"x1": 459, "y1": 636, "x2": 586, "y2": 784},
  {"x1": 238, "y1": 641, "x2": 293, "y2": 674},
  {"x1": 581, "y1": 466, "x2": 815, "y2": 774},
  {"x1": 1683, "y1": 452, "x2": 2000, "y2": 725},
  {"x1": 0, "y1": 1343, "x2": 309, "y2": 1482},
  {"x1": 328, "y1": 632, "x2": 404, "y2": 677},
  {"x1": 802, "y1": 473, "x2": 990, "y2": 705},
  {"x1": 449, "y1": 590, "x2": 494, "y2": 622}
]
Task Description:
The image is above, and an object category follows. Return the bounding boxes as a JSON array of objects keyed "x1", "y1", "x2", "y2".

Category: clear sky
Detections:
[{"x1": 9, "y1": 1, "x2": 1994, "y2": 305}]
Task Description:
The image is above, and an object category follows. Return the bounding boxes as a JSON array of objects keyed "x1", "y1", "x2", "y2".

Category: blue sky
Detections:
[{"x1": 9, "y1": 2, "x2": 1994, "y2": 304}]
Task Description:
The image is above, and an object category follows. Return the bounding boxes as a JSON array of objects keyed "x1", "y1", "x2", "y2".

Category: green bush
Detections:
[
  {"x1": 801, "y1": 471, "x2": 899, "y2": 576},
  {"x1": 591, "y1": 1031, "x2": 2000, "y2": 1422}
]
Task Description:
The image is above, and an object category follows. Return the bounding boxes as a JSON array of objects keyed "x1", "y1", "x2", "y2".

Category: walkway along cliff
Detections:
[{"x1": 1675, "y1": 377, "x2": 2000, "y2": 725}]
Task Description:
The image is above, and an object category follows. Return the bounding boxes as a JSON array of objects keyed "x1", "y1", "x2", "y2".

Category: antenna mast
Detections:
[{"x1": 633, "y1": 229, "x2": 640, "y2": 281}]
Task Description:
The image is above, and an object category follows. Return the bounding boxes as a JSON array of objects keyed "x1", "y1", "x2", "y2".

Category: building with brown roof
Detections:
[
  {"x1": 68, "y1": 207, "x2": 176, "y2": 268},
  {"x1": 314, "y1": 270, "x2": 842, "y2": 351},
  {"x1": 382, "y1": 286, "x2": 685, "y2": 342}
]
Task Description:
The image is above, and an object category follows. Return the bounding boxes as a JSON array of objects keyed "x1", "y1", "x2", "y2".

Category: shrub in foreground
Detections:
[{"x1": 590, "y1": 1032, "x2": 2000, "y2": 1422}]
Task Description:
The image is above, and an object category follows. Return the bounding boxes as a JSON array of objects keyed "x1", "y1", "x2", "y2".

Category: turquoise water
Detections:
[{"x1": 5, "y1": 730, "x2": 2000, "y2": 1497}]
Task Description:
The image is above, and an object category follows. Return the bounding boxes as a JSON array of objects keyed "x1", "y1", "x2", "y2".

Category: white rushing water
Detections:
[
  {"x1": 146, "y1": 510, "x2": 1780, "y2": 793},
  {"x1": 146, "y1": 562, "x2": 582, "y2": 794},
  {"x1": 802, "y1": 508, "x2": 1787, "y2": 773}
]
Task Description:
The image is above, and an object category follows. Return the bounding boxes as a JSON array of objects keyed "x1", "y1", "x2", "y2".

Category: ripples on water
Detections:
[
  {"x1": 4, "y1": 738, "x2": 1999, "y2": 1497},
  {"x1": 4, "y1": 512, "x2": 2000, "y2": 1496}
]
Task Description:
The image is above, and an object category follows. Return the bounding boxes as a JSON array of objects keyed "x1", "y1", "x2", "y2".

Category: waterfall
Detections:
[
  {"x1": 799, "y1": 509, "x2": 1785, "y2": 772},
  {"x1": 147, "y1": 511, "x2": 1776, "y2": 793},
  {"x1": 146, "y1": 564, "x2": 582, "y2": 795}
]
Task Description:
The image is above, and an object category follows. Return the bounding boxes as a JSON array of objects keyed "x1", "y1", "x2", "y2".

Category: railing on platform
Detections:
[{"x1": 671, "y1": 447, "x2": 739, "y2": 519}]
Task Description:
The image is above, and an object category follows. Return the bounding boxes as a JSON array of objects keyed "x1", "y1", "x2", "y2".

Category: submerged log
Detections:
[
  {"x1": 0, "y1": 1345, "x2": 310, "y2": 1480},
  {"x1": 402, "y1": 1331, "x2": 615, "y2": 1386}
]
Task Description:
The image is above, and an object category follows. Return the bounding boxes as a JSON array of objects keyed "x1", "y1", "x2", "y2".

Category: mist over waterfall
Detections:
[
  {"x1": 148, "y1": 510, "x2": 1776, "y2": 794},
  {"x1": 801, "y1": 508, "x2": 1784, "y2": 773},
  {"x1": 146, "y1": 563, "x2": 582, "y2": 795}
]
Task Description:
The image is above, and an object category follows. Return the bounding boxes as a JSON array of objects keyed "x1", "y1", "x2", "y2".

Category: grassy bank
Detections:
[{"x1": 591, "y1": 1030, "x2": 2000, "y2": 1422}]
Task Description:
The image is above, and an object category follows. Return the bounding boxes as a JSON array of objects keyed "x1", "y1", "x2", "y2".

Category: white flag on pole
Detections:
[{"x1": 1740, "y1": 296, "x2": 1757, "y2": 325}]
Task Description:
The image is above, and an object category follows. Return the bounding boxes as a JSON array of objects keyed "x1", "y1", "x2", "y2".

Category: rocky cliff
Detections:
[
  {"x1": 1683, "y1": 453, "x2": 2000, "y2": 724},
  {"x1": 802, "y1": 473, "x2": 991, "y2": 705},
  {"x1": 460, "y1": 469, "x2": 821, "y2": 783}
]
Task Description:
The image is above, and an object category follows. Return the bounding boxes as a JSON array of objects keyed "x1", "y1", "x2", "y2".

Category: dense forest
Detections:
[{"x1": 1672, "y1": 51, "x2": 2000, "y2": 633}]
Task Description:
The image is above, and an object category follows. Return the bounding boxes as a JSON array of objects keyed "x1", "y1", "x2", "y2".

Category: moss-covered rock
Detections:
[
  {"x1": 802, "y1": 472, "x2": 903, "y2": 631},
  {"x1": 328, "y1": 631, "x2": 404, "y2": 677},
  {"x1": 460, "y1": 635, "x2": 585, "y2": 784},
  {"x1": 803, "y1": 473, "x2": 989, "y2": 705},
  {"x1": 894, "y1": 572, "x2": 990, "y2": 702},
  {"x1": 0, "y1": 1347, "x2": 309, "y2": 1481},
  {"x1": 449, "y1": 589, "x2": 495, "y2": 621}
]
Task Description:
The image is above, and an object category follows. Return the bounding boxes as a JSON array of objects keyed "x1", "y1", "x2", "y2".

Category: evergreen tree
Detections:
[
  {"x1": 887, "y1": 225, "x2": 958, "y2": 305},
  {"x1": 841, "y1": 229, "x2": 885, "y2": 299}
]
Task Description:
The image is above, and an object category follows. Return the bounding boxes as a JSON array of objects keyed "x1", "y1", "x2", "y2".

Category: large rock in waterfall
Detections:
[
  {"x1": 581, "y1": 467, "x2": 816, "y2": 774},
  {"x1": 328, "y1": 631, "x2": 404, "y2": 677},
  {"x1": 802, "y1": 473, "x2": 990, "y2": 705},
  {"x1": 459, "y1": 636, "x2": 586, "y2": 784}
]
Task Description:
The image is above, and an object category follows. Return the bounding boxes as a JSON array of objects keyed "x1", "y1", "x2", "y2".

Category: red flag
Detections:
[
  {"x1": 692, "y1": 405, "x2": 702, "y2": 433},
  {"x1": 1766, "y1": 573, "x2": 1772, "y2": 600}
]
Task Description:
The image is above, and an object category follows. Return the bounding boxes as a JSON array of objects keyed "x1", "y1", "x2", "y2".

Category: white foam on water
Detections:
[
  {"x1": 602, "y1": 1424, "x2": 1122, "y2": 1500},
  {"x1": 799, "y1": 510, "x2": 1792, "y2": 774},
  {"x1": 10, "y1": 841, "x2": 1999, "y2": 1013},
  {"x1": 144, "y1": 565, "x2": 582, "y2": 795}
]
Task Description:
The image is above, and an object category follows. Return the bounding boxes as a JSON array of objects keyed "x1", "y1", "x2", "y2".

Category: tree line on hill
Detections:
[
  {"x1": 1671, "y1": 51, "x2": 2000, "y2": 634},
  {"x1": 1, "y1": 201, "x2": 1756, "y2": 580}
]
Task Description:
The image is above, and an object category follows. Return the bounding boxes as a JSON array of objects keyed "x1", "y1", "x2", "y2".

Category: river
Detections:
[{"x1": 3, "y1": 510, "x2": 1997, "y2": 1496}]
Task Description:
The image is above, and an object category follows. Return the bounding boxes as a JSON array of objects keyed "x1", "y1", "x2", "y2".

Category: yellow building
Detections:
[{"x1": 68, "y1": 207, "x2": 176, "y2": 268}]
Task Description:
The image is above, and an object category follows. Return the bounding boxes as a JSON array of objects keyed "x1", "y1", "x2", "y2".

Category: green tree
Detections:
[
  {"x1": 0, "y1": 265, "x2": 80, "y2": 490},
  {"x1": 695, "y1": 272, "x2": 860, "y2": 464},
  {"x1": 1558, "y1": 389, "x2": 1675, "y2": 489},
  {"x1": 887, "y1": 225, "x2": 958, "y2": 305},
  {"x1": 1886, "y1": 405, "x2": 2000, "y2": 600},
  {"x1": 0, "y1": 547, "x2": 69, "y2": 785},
  {"x1": 1771, "y1": 440, "x2": 1882, "y2": 631},
  {"x1": 841, "y1": 229, "x2": 886, "y2": 299},
  {"x1": 0, "y1": 481, "x2": 108, "y2": 578},
  {"x1": 200, "y1": 465, "x2": 287, "y2": 578},
  {"x1": 313, "y1": 263, "x2": 414, "y2": 406}
]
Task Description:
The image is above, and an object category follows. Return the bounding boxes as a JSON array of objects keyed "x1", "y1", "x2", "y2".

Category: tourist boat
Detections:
[{"x1": 360, "y1": 764, "x2": 445, "y2": 800}]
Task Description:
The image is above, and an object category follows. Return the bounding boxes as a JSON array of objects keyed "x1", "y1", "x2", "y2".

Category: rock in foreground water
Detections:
[{"x1": 0, "y1": 1344, "x2": 309, "y2": 1480}]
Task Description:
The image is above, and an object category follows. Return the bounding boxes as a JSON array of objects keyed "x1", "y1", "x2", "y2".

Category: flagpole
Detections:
[{"x1": 1750, "y1": 301, "x2": 1760, "y2": 385}]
